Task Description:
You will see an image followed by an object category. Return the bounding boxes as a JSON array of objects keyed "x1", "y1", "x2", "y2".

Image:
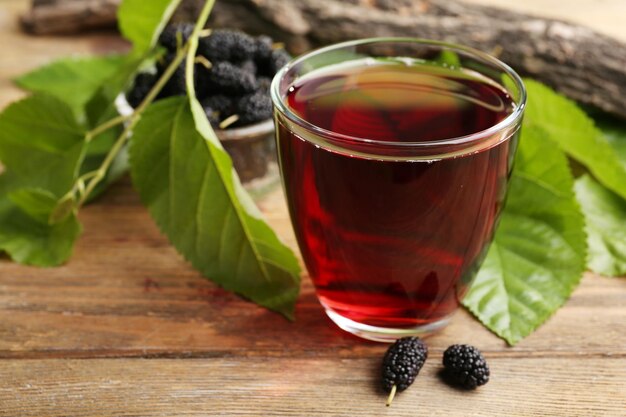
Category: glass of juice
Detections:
[{"x1": 270, "y1": 38, "x2": 526, "y2": 342}]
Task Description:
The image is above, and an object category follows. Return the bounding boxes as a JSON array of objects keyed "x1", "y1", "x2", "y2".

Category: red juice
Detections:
[{"x1": 275, "y1": 60, "x2": 519, "y2": 329}]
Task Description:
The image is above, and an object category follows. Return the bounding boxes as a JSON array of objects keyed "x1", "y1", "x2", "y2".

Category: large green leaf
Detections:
[
  {"x1": 524, "y1": 79, "x2": 626, "y2": 199},
  {"x1": 82, "y1": 53, "x2": 148, "y2": 200},
  {"x1": 594, "y1": 114, "x2": 626, "y2": 170},
  {"x1": 463, "y1": 126, "x2": 586, "y2": 345},
  {"x1": 84, "y1": 53, "x2": 145, "y2": 126},
  {"x1": 118, "y1": 0, "x2": 182, "y2": 53},
  {"x1": 14, "y1": 55, "x2": 126, "y2": 121},
  {"x1": 0, "y1": 94, "x2": 86, "y2": 196},
  {"x1": 129, "y1": 98, "x2": 301, "y2": 318},
  {"x1": 0, "y1": 175, "x2": 81, "y2": 266},
  {"x1": 14, "y1": 53, "x2": 141, "y2": 201},
  {"x1": 574, "y1": 175, "x2": 626, "y2": 277},
  {"x1": 0, "y1": 95, "x2": 86, "y2": 265}
]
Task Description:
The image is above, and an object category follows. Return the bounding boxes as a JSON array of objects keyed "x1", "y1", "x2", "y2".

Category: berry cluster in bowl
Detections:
[{"x1": 127, "y1": 25, "x2": 291, "y2": 129}]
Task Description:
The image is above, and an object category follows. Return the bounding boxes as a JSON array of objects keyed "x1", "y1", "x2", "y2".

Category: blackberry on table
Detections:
[
  {"x1": 442, "y1": 344, "x2": 490, "y2": 389},
  {"x1": 158, "y1": 23, "x2": 194, "y2": 52},
  {"x1": 127, "y1": 72, "x2": 157, "y2": 108},
  {"x1": 382, "y1": 337, "x2": 428, "y2": 406},
  {"x1": 200, "y1": 95, "x2": 234, "y2": 118},
  {"x1": 209, "y1": 62, "x2": 258, "y2": 94},
  {"x1": 235, "y1": 92, "x2": 273, "y2": 126}
]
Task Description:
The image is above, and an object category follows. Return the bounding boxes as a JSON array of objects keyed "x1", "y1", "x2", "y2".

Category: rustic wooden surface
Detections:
[{"x1": 1, "y1": 0, "x2": 625, "y2": 416}]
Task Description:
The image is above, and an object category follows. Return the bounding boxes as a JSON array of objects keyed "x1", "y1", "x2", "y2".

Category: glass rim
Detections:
[{"x1": 270, "y1": 37, "x2": 527, "y2": 149}]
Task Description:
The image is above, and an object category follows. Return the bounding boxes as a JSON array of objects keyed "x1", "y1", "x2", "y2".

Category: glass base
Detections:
[{"x1": 324, "y1": 308, "x2": 452, "y2": 343}]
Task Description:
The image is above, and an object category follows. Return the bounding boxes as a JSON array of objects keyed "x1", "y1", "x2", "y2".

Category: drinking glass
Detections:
[{"x1": 271, "y1": 38, "x2": 526, "y2": 341}]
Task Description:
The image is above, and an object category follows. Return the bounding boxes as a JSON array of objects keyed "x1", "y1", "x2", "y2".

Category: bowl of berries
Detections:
[{"x1": 123, "y1": 26, "x2": 291, "y2": 186}]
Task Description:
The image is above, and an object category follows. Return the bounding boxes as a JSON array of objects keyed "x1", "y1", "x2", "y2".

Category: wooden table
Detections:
[{"x1": 1, "y1": 1, "x2": 625, "y2": 415}]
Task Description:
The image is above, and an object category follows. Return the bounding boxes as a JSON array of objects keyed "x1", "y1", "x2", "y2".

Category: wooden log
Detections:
[
  {"x1": 20, "y1": 0, "x2": 626, "y2": 118},
  {"x1": 207, "y1": 0, "x2": 626, "y2": 119},
  {"x1": 21, "y1": 0, "x2": 120, "y2": 34}
]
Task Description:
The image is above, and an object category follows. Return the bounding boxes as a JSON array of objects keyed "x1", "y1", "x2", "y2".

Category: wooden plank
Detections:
[
  {"x1": 0, "y1": 357, "x2": 624, "y2": 417},
  {"x1": 1, "y1": 181, "x2": 625, "y2": 358}
]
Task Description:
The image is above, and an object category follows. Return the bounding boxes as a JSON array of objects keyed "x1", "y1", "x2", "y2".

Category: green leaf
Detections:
[
  {"x1": 8, "y1": 188, "x2": 59, "y2": 224},
  {"x1": 129, "y1": 97, "x2": 301, "y2": 318},
  {"x1": 81, "y1": 54, "x2": 146, "y2": 201},
  {"x1": 0, "y1": 176, "x2": 81, "y2": 266},
  {"x1": 463, "y1": 126, "x2": 586, "y2": 345},
  {"x1": 0, "y1": 94, "x2": 85, "y2": 265},
  {"x1": 434, "y1": 50, "x2": 461, "y2": 68},
  {"x1": 81, "y1": 106, "x2": 132, "y2": 203},
  {"x1": 523, "y1": 79, "x2": 626, "y2": 199},
  {"x1": 85, "y1": 53, "x2": 144, "y2": 127},
  {"x1": 14, "y1": 55, "x2": 126, "y2": 121},
  {"x1": 0, "y1": 94, "x2": 86, "y2": 196},
  {"x1": 574, "y1": 175, "x2": 626, "y2": 277},
  {"x1": 594, "y1": 114, "x2": 626, "y2": 170},
  {"x1": 118, "y1": 0, "x2": 182, "y2": 53}
]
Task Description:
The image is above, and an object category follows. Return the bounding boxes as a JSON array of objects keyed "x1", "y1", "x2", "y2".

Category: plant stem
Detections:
[
  {"x1": 386, "y1": 385, "x2": 397, "y2": 407},
  {"x1": 86, "y1": 114, "x2": 130, "y2": 142},
  {"x1": 77, "y1": 48, "x2": 186, "y2": 204},
  {"x1": 185, "y1": 0, "x2": 216, "y2": 100},
  {"x1": 219, "y1": 114, "x2": 239, "y2": 129},
  {"x1": 133, "y1": 45, "x2": 189, "y2": 117},
  {"x1": 73, "y1": 0, "x2": 217, "y2": 207}
]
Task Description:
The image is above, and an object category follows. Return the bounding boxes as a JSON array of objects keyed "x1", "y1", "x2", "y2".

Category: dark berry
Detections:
[
  {"x1": 239, "y1": 59, "x2": 257, "y2": 75},
  {"x1": 157, "y1": 53, "x2": 214, "y2": 98},
  {"x1": 194, "y1": 64, "x2": 213, "y2": 100},
  {"x1": 254, "y1": 35, "x2": 274, "y2": 63},
  {"x1": 269, "y1": 49, "x2": 291, "y2": 74},
  {"x1": 229, "y1": 31, "x2": 256, "y2": 62},
  {"x1": 442, "y1": 344, "x2": 490, "y2": 389},
  {"x1": 258, "y1": 48, "x2": 291, "y2": 76},
  {"x1": 127, "y1": 72, "x2": 157, "y2": 108},
  {"x1": 158, "y1": 23, "x2": 194, "y2": 52},
  {"x1": 158, "y1": 53, "x2": 187, "y2": 96},
  {"x1": 209, "y1": 62, "x2": 257, "y2": 94},
  {"x1": 382, "y1": 337, "x2": 428, "y2": 406},
  {"x1": 235, "y1": 92, "x2": 272, "y2": 126},
  {"x1": 257, "y1": 77, "x2": 272, "y2": 93},
  {"x1": 199, "y1": 29, "x2": 255, "y2": 63},
  {"x1": 203, "y1": 107, "x2": 221, "y2": 126},
  {"x1": 198, "y1": 30, "x2": 233, "y2": 62},
  {"x1": 200, "y1": 95, "x2": 234, "y2": 118}
]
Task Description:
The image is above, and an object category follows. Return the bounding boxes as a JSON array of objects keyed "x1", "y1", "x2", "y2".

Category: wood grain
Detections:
[
  {"x1": 0, "y1": 357, "x2": 624, "y2": 417},
  {"x1": 1, "y1": 180, "x2": 625, "y2": 360}
]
